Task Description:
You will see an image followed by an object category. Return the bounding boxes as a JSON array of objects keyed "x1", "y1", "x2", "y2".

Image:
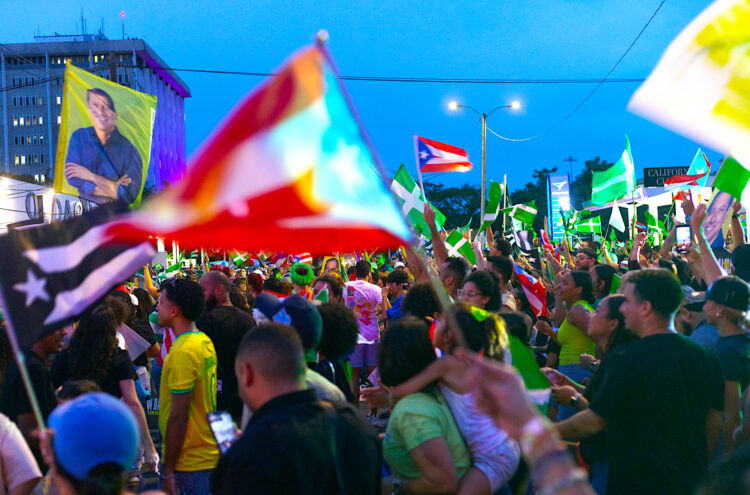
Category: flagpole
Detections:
[
  {"x1": 502, "y1": 174, "x2": 508, "y2": 234},
  {"x1": 0, "y1": 292, "x2": 47, "y2": 434},
  {"x1": 414, "y1": 135, "x2": 427, "y2": 200}
]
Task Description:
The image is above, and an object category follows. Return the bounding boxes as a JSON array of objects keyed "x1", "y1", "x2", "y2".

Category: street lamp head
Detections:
[
  {"x1": 448, "y1": 101, "x2": 459, "y2": 110},
  {"x1": 511, "y1": 101, "x2": 521, "y2": 110}
]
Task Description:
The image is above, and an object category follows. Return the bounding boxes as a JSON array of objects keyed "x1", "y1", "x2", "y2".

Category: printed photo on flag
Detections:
[
  {"x1": 704, "y1": 190, "x2": 734, "y2": 246},
  {"x1": 54, "y1": 63, "x2": 157, "y2": 206}
]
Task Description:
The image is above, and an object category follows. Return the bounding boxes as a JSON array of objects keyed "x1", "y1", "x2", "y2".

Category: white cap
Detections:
[{"x1": 394, "y1": 261, "x2": 405, "y2": 268}]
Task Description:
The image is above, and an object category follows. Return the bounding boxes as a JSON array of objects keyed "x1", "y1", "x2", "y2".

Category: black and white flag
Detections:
[
  {"x1": 0, "y1": 202, "x2": 155, "y2": 349},
  {"x1": 514, "y1": 229, "x2": 534, "y2": 252}
]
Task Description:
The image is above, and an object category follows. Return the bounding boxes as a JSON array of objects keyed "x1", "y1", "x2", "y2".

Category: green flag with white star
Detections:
[
  {"x1": 391, "y1": 164, "x2": 446, "y2": 238},
  {"x1": 445, "y1": 230, "x2": 476, "y2": 265}
]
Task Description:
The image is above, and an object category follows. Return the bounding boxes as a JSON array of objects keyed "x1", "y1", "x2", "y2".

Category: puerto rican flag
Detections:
[
  {"x1": 415, "y1": 136, "x2": 472, "y2": 173},
  {"x1": 513, "y1": 263, "x2": 548, "y2": 317},
  {"x1": 540, "y1": 229, "x2": 554, "y2": 253}
]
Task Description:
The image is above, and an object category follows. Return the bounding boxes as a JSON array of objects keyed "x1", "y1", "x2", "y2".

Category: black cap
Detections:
[{"x1": 706, "y1": 276, "x2": 750, "y2": 312}]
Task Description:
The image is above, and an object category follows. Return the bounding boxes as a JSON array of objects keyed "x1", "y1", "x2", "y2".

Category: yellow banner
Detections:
[{"x1": 54, "y1": 63, "x2": 157, "y2": 206}]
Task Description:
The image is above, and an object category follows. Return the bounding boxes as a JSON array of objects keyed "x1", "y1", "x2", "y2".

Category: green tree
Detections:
[
  {"x1": 423, "y1": 182, "x2": 480, "y2": 230},
  {"x1": 570, "y1": 157, "x2": 615, "y2": 210}
]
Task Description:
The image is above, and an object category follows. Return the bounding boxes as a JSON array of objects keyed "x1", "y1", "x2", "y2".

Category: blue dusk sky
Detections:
[{"x1": 4, "y1": 0, "x2": 717, "y2": 191}]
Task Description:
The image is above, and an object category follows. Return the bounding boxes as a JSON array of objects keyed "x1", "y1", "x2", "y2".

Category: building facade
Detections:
[{"x1": 0, "y1": 34, "x2": 190, "y2": 192}]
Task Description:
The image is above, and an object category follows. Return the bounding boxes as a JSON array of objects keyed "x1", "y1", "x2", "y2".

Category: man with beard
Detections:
[{"x1": 197, "y1": 271, "x2": 256, "y2": 423}]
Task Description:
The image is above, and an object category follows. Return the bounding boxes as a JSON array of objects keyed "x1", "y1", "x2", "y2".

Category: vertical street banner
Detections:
[
  {"x1": 54, "y1": 63, "x2": 157, "y2": 207},
  {"x1": 547, "y1": 173, "x2": 571, "y2": 241}
]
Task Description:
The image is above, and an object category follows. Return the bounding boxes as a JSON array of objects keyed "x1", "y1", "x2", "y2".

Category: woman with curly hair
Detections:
[
  {"x1": 311, "y1": 303, "x2": 359, "y2": 402},
  {"x1": 50, "y1": 303, "x2": 159, "y2": 472}
]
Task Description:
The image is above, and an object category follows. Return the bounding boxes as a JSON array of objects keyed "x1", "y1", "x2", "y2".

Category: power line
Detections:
[
  {"x1": 485, "y1": 0, "x2": 667, "y2": 143},
  {"x1": 112, "y1": 63, "x2": 645, "y2": 85}
]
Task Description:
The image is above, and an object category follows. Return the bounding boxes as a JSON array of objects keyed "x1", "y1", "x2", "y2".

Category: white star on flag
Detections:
[
  {"x1": 13, "y1": 269, "x2": 49, "y2": 307},
  {"x1": 419, "y1": 150, "x2": 430, "y2": 159}
]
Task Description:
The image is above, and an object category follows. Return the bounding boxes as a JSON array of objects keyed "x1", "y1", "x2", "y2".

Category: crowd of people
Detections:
[{"x1": 0, "y1": 197, "x2": 749, "y2": 495}]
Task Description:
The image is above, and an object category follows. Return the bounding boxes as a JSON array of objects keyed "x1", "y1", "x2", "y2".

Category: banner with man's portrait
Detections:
[{"x1": 54, "y1": 63, "x2": 157, "y2": 206}]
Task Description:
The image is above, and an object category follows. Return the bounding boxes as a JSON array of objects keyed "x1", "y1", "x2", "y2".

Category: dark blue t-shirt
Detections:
[{"x1": 65, "y1": 126, "x2": 142, "y2": 204}]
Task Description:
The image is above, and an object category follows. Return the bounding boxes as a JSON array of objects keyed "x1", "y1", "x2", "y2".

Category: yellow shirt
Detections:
[
  {"x1": 558, "y1": 300, "x2": 595, "y2": 366},
  {"x1": 159, "y1": 331, "x2": 219, "y2": 471}
]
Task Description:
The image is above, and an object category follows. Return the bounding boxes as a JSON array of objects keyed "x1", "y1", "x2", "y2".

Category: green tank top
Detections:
[{"x1": 558, "y1": 300, "x2": 596, "y2": 365}]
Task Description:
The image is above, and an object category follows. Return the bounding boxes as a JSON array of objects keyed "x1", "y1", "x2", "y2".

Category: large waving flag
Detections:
[
  {"x1": 665, "y1": 149, "x2": 712, "y2": 190},
  {"x1": 415, "y1": 136, "x2": 472, "y2": 173},
  {"x1": 628, "y1": 0, "x2": 750, "y2": 171},
  {"x1": 106, "y1": 43, "x2": 412, "y2": 254},
  {"x1": 513, "y1": 263, "x2": 548, "y2": 317},
  {"x1": 0, "y1": 202, "x2": 155, "y2": 349},
  {"x1": 591, "y1": 136, "x2": 636, "y2": 206}
]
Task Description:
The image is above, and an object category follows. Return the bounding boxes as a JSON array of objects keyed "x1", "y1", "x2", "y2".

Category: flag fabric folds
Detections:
[
  {"x1": 628, "y1": 0, "x2": 750, "y2": 170},
  {"x1": 576, "y1": 216, "x2": 602, "y2": 234},
  {"x1": 713, "y1": 156, "x2": 750, "y2": 206},
  {"x1": 665, "y1": 149, "x2": 712, "y2": 190},
  {"x1": 445, "y1": 230, "x2": 477, "y2": 265},
  {"x1": 106, "y1": 44, "x2": 412, "y2": 254},
  {"x1": 479, "y1": 181, "x2": 504, "y2": 232},
  {"x1": 646, "y1": 211, "x2": 667, "y2": 237},
  {"x1": 501, "y1": 202, "x2": 537, "y2": 226},
  {"x1": 609, "y1": 204, "x2": 626, "y2": 233},
  {"x1": 415, "y1": 136, "x2": 472, "y2": 173},
  {"x1": 508, "y1": 335, "x2": 551, "y2": 410},
  {"x1": 0, "y1": 202, "x2": 155, "y2": 349},
  {"x1": 591, "y1": 136, "x2": 636, "y2": 206},
  {"x1": 391, "y1": 164, "x2": 447, "y2": 238},
  {"x1": 513, "y1": 263, "x2": 548, "y2": 317},
  {"x1": 540, "y1": 229, "x2": 554, "y2": 253}
]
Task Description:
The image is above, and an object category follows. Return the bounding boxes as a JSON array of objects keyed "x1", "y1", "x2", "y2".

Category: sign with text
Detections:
[
  {"x1": 643, "y1": 166, "x2": 688, "y2": 188},
  {"x1": 547, "y1": 173, "x2": 571, "y2": 241}
]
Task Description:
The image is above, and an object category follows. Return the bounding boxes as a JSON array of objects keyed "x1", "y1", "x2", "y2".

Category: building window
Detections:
[
  {"x1": 32, "y1": 136, "x2": 37, "y2": 145},
  {"x1": 39, "y1": 116, "x2": 43, "y2": 125},
  {"x1": 20, "y1": 156, "x2": 25, "y2": 165},
  {"x1": 38, "y1": 96, "x2": 42, "y2": 106},
  {"x1": 40, "y1": 155, "x2": 45, "y2": 165},
  {"x1": 34, "y1": 174, "x2": 39, "y2": 182},
  {"x1": 27, "y1": 136, "x2": 31, "y2": 144},
  {"x1": 40, "y1": 135, "x2": 44, "y2": 144},
  {"x1": 12, "y1": 97, "x2": 16, "y2": 106},
  {"x1": 40, "y1": 174, "x2": 45, "y2": 182},
  {"x1": 57, "y1": 115, "x2": 61, "y2": 125},
  {"x1": 19, "y1": 117, "x2": 24, "y2": 126},
  {"x1": 14, "y1": 156, "x2": 19, "y2": 165},
  {"x1": 56, "y1": 96, "x2": 61, "y2": 105},
  {"x1": 12, "y1": 117, "x2": 17, "y2": 127},
  {"x1": 32, "y1": 116, "x2": 37, "y2": 125}
]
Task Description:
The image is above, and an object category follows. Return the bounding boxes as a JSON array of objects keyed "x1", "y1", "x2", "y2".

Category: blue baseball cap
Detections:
[
  {"x1": 254, "y1": 293, "x2": 322, "y2": 350},
  {"x1": 49, "y1": 393, "x2": 138, "y2": 480}
]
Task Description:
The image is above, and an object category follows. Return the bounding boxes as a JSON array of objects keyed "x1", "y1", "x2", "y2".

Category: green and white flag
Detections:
[
  {"x1": 232, "y1": 251, "x2": 249, "y2": 266},
  {"x1": 576, "y1": 216, "x2": 602, "y2": 234},
  {"x1": 591, "y1": 136, "x2": 636, "y2": 206},
  {"x1": 445, "y1": 230, "x2": 477, "y2": 265},
  {"x1": 480, "y1": 181, "x2": 504, "y2": 232},
  {"x1": 646, "y1": 211, "x2": 667, "y2": 238},
  {"x1": 391, "y1": 164, "x2": 446, "y2": 238},
  {"x1": 508, "y1": 335, "x2": 550, "y2": 413},
  {"x1": 458, "y1": 217, "x2": 472, "y2": 236},
  {"x1": 500, "y1": 201, "x2": 537, "y2": 226}
]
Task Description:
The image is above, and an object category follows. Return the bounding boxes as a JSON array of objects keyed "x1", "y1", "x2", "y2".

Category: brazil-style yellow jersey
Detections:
[{"x1": 159, "y1": 331, "x2": 219, "y2": 471}]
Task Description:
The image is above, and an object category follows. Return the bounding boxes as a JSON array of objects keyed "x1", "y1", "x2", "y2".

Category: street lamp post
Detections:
[{"x1": 449, "y1": 101, "x2": 520, "y2": 225}]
